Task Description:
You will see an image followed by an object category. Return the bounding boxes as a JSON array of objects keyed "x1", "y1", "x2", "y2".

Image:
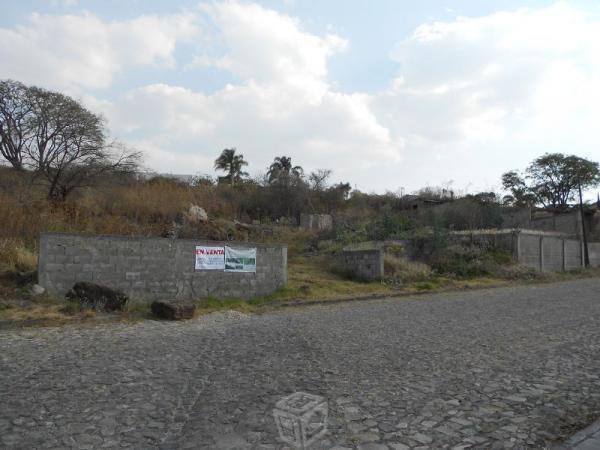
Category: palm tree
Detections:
[
  {"x1": 214, "y1": 148, "x2": 248, "y2": 186},
  {"x1": 267, "y1": 156, "x2": 303, "y2": 184}
]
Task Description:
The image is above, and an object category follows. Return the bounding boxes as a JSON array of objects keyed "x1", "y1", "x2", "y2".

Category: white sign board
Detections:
[
  {"x1": 225, "y1": 246, "x2": 257, "y2": 273},
  {"x1": 195, "y1": 246, "x2": 225, "y2": 270}
]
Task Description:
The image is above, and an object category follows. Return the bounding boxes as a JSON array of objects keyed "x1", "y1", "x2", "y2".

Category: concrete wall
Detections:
[
  {"x1": 500, "y1": 208, "x2": 531, "y2": 229},
  {"x1": 589, "y1": 242, "x2": 600, "y2": 268},
  {"x1": 530, "y1": 212, "x2": 581, "y2": 237},
  {"x1": 450, "y1": 229, "x2": 599, "y2": 272},
  {"x1": 299, "y1": 214, "x2": 333, "y2": 231},
  {"x1": 542, "y1": 237, "x2": 563, "y2": 272},
  {"x1": 38, "y1": 233, "x2": 287, "y2": 301},
  {"x1": 515, "y1": 231, "x2": 600, "y2": 272},
  {"x1": 500, "y1": 208, "x2": 600, "y2": 240},
  {"x1": 518, "y1": 233, "x2": 543, "y2": 271},
  {"x1": 565, "y1": 239, "x2": 583, "y2": 271},
  {"x1": 339, "y1": 249, "x2": 384, "y2": 281}
]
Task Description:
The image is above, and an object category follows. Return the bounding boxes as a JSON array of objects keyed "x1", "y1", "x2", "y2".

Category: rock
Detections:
[
  {"x1": 30, "y1": 284, "x2": 45, "y2": 296},
  {"x1": 65, "y1": 282, "x2": 128, "y2": 312},
  {"x1": 151, "y1": 301, "x2": 195, "y2": 320},
  {"x1": 187, "y1": 205, "x2": 208, "y2": 223}
]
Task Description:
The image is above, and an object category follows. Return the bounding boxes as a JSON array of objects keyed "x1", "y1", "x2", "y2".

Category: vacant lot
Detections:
[{"x1": 2, "y1": 278, "x2": 600, "y2": 449}]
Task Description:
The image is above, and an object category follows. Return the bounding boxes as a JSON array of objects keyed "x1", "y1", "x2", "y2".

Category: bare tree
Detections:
[
  {"x1": 308, "y1": 169, "x2": 332, "y2": 191},
  {"x1": 0, "y1": 80, "x2": 33, "y2": 170},
  {"x1": 25, "y1": 85, "x2": 140, "y2": 200},
  {"x1": 0, "y1": 80, "x2": 142, "y2": 199}
]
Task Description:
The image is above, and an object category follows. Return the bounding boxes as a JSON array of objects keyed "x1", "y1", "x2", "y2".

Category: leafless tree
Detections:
[
  {"x1": 0, "y1": 80, "x2": 142, "y2": 200},
  {"x1": 0, "y1": 80, "x2": 33, "y2": 170}
]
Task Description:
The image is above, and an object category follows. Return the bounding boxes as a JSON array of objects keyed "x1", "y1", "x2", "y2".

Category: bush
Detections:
[
  {"x1": 430, "y1": 244, "x2": 514, "y2": 278},
  {"x1": 0, "y1": 238, "x2": 37, "y2": 272},
  {"x1": 366, "y1": 205, "x2": 414, "y2": 240},
  {"x1": 384, "y1": 254, "x2": 432, "y2": 283}
]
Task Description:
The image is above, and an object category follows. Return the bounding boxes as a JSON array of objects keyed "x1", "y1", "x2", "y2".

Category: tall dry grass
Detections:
[
  {"x1": 0, "y1": 238, "x2": 37, "y2": 271},
  {"x1": 0, "y1": 169, "x2": 237, "y2": 245}
]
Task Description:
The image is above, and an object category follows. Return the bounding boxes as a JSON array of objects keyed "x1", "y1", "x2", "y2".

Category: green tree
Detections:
[
  {"x1": 564, "y1": 155, "x2": 600, "y2": 267},
  {"x1": 214, "y1": 148, "x2": 248, "y2": 186},
  {"x1": 267, "y1": 156, "x2": 303, "y2": 184},
  {"x1": 501, "y1": 170, "x2": 535, "y2": 207},
  {"x1": 501, "y1": 153, "x2": 600, "y2": 209}
]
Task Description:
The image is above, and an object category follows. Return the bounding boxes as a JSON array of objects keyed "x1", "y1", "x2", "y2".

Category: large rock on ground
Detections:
[
  {"x1": 66, "y1": 282, "x2": 128, "y2": 312},
  {"x1": 187, "y1": 205, "x2": 208, "y2": 223},
  {"x1": 151, "y1": 301, "x2": 195, "y2": 320}
]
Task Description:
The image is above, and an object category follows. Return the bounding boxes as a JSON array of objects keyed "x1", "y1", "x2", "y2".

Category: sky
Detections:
[{"x1": 1, "y1": 0, "x2": 600, "y2": 195}]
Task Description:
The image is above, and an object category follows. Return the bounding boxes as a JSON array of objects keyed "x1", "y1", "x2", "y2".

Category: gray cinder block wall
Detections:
[
  {"x1": 451, "y1": 229, "x2": 600, "y2": 272},
  {"x1": 339, "y1": 249, "x2": 384, "y2": 281},
  {"x1": 38, "y1": 233, "x2": 287, "y2": 301}
]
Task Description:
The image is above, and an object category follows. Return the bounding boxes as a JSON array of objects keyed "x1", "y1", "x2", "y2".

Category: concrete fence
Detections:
[
  {"x1": 38, "y1": 233, "x2": 287, "y2": 301},
  {"x1": 339, "y1": 248, "x2": 384, "y2": 281},
  {"x1": 450, "y1": 229, "x2": 600, "y2": 272}
]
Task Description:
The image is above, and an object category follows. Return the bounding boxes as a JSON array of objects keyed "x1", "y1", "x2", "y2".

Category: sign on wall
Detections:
[
  {"x1": 195, "y1": 246, "x2": 225, "y2": 270},
  {"x1": 225, "y1": 246, "x2": 257, "y2": 273}
]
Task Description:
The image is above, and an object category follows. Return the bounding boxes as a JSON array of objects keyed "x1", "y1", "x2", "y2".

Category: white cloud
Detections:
[
  {"x1": 109, "y1": 81, "x2": 398, "y2": 175},
  {"x1": 103, "y1": 2, "x2": 600, "y2": 191},
  {"x1": 102, "y1": 2, "x2": 396, "y2": 177},
  {"x1": 4, "y1": 1, "x2": 600, "y2": 193},
  {"x1": 378, "y1": 2, "x2": 600, "y2": 147},
  {"x1": 195, "y1": 1, "x2": 347, "y2": 99},
  {"x1": 0, "y1": 12, "x2": 199, "y2": 90}
]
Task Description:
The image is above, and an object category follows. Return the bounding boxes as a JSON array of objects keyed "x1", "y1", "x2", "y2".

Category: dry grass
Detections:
[
  {"x1": 384, "y1": 254, "x2": 432, "y2": 283},
  {"x1": 255, "y1": 255, "x2": 393, "y2": 303},
  {"x1": 0, "y1": 238, "x2": 37, "y2": 272}
]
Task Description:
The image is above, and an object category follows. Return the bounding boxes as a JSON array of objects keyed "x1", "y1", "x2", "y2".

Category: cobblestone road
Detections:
[{"x1": 2, "y1": 278, "x2": 600, "y2": 449}]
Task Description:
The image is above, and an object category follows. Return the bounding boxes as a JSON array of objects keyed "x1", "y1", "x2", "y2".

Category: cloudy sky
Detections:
[{"x1": 2, "y1": 1, "x2": 599, "y2": 194}]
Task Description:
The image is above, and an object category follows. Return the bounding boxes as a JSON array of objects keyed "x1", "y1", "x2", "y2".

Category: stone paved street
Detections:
[{"x1": 2, "y1": 278, "x2": 600, "y2": 449}]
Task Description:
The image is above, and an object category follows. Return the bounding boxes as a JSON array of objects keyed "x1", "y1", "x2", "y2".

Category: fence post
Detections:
[{"x1": 562, "y1": 238, "x2": 566, "y2": 272}]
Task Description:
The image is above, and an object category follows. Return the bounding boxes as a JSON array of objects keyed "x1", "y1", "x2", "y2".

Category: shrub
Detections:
[
  {"x1": 0, "y1": 238, "x2": 37, "y2": 272},
  {"x1": 384, "y1": 254, "x2": 432, "y2": 283},
  {"x1": 430, "y1": 244, "x2": 514, "y2": 278},
  {"x1": 366, "y1": 205, "x2": 414, "y2": 240}
]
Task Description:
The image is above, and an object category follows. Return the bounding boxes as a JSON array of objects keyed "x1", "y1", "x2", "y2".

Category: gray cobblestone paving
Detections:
[{"x1": 2, "y1": 278, "x2": 600, "y2": 449}]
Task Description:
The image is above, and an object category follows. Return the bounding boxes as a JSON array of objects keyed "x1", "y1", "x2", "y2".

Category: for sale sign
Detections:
[
  {"x1": 224, "y1": 246, "x2": 257, "y2": 273},
  {"x1": 195, "y1": 246, "x2": 225, "y2": 270}
]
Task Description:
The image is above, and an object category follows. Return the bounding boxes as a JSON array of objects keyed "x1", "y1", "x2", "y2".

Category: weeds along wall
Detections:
[{"x1": 38, "y1": 233, "x2": 287, "y2": 301}]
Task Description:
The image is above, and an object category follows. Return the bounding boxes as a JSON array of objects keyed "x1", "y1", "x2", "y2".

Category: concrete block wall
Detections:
[
  {"x1": 517, "y1": 233, "x2": 543, "y2": 271},
  {"x1": 541, "y1": 237, "x2": 564, "y2": 272},
  {"x1": 38, "y1": 233, "x2": 287, "y2": 301},
  {"x1": 339, "y1": 249, "x2": 384, "y2": 281},
  {"x1": 449, "y1": 229, "x2": 599, "y2": 272},
  {"x1": 299, "y1": 214, "x2": 333, "y2": 231},
  {"x1": 516, "y1": 232, "x2": 592, "y2": 272},
  {"x1": 589, "y1": 242, "x2": 600, "y2": 268},
  {"x1": 564, "y1": 239, "x2": 583, "y2": 271}
]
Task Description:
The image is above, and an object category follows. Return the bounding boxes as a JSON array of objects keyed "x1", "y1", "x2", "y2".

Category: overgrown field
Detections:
[{"x1": 2, "y1": 166, "x2": 599, "y2": 328}]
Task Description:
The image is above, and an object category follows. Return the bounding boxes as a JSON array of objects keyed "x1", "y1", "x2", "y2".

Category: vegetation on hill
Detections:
[{"x1": 1, "y1": 78, "x2": 600, "y2": 326}]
